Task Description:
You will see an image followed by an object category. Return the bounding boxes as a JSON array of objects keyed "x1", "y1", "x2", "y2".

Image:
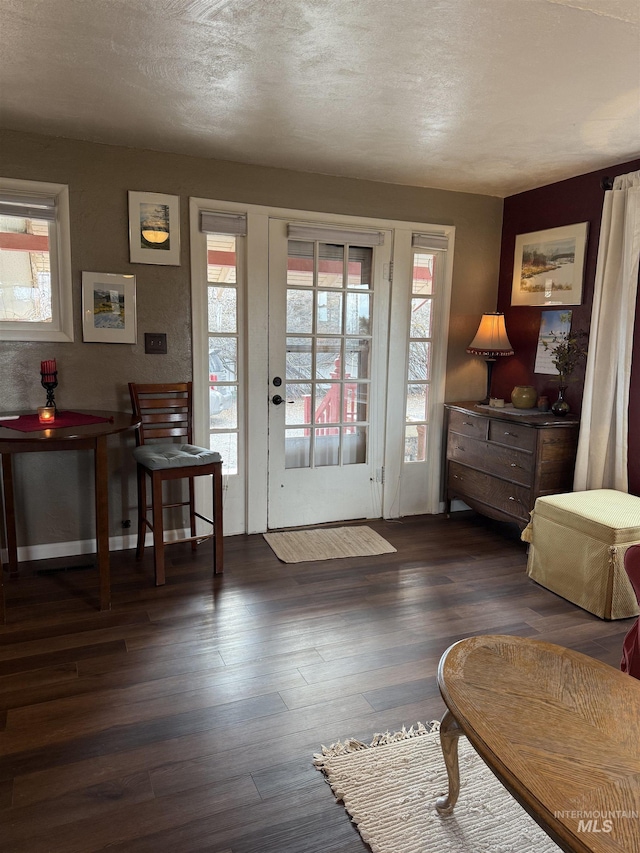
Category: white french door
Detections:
[
  {"x1": 266, "y1": 218, "x2": 392, "y2": 529},
  {"x1": 190, "y1": 198, "x2": 454, "y2": 534}
]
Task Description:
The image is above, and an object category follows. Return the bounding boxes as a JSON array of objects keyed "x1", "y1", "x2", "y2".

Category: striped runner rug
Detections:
[{"x1": 313, "y1": 722, "x2": 560, "y2": 853}]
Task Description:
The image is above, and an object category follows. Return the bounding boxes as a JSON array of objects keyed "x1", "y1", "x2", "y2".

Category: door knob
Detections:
[{"x1": 272, "y1": 395, "x2": 293, "y2": 405}]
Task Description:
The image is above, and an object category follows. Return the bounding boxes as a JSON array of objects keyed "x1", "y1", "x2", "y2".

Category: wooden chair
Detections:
[
  {"x1": 128, "y1": 382, "x2": 223, "y2": 585},
  {"x1": 621, "y1": 544, "x2": 640, "y2": 679}
]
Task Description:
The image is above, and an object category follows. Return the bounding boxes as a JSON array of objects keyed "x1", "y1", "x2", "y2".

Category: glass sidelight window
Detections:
[
  {"x1": 206, "y1": 233, "x2": 240, "y2": 474},
  {"x1": 405, "y1": 250, "x2": 434, "y2": 462},
  {"x1": 284, "y1": 240, "x2": 373, "y2": 469}
]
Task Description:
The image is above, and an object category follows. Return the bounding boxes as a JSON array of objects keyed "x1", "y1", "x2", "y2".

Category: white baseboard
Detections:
[{"x1": 1, "y1": 528, "x2": 191, "y2": 564}]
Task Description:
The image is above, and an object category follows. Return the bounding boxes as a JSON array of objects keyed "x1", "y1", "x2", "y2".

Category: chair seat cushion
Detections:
[{"x1": 133, "y1": 443, "x2": 222, "y2": 470}]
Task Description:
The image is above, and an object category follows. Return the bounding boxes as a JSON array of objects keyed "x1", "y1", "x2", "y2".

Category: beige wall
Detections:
[{"x1": 0, "y1": 128, "x2": 503, "y2": 548}]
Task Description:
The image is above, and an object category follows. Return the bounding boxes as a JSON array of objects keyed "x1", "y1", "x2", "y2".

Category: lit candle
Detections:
[{"x1": 38, "y1": 406, "x2": 56, "y2": 424}]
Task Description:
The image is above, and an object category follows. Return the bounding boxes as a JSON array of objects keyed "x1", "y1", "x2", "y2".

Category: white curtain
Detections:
[{"x1": 574, "y1": 170, "x2": 640, "y2": 492}]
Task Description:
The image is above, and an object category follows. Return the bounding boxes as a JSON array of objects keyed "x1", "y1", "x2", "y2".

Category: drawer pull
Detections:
[
  {"x1": 504, "y1": 431, "x2": 517, "y2": 436},
  {"x1": 462, "y1": 421, "x2": 475, "y2": 426},
  {"x1": 510, "y1": 462, "x2": 521, "y2": 468}
]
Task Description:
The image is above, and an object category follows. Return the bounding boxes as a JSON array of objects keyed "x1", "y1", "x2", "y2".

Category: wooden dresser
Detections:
[{"x1": 444, "y1": 402, "x2": 579, "y2": 529}]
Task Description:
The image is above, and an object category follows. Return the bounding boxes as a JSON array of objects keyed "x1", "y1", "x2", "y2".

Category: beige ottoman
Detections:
[{"x1": 522, "y1": 489, "x2": 640, "y2": 620}]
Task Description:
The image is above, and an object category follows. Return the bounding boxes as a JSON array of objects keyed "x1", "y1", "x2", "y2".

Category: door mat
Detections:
[{"x1": 263, "y1": 525, "x2": 397, "y2": 563}]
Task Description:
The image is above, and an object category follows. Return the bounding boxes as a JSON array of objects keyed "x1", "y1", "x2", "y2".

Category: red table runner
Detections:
[{"x1": 0, "y1": 411, "x2": 113, "y2": 433}]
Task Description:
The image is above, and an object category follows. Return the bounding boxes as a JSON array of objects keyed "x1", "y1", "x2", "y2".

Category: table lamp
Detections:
[{"x1": 466, "y1": 313, "x2": 514, "y2": 404}]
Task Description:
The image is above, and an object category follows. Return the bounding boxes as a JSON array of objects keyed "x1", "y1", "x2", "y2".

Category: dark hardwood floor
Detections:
[{"x1": 0, "y1": 511, "x2": 634, "y2": 852}]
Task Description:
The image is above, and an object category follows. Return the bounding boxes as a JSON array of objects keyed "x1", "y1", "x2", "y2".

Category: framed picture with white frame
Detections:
[
  {"x1": 128, "y1": 190, "x2": 180, "y2": 265},
  {"x1": 511, "y1": 222, "x2": 588, "y2": 307},
  {"x1": 82, "y1": 271, "x2": 137, "y2": 343}
]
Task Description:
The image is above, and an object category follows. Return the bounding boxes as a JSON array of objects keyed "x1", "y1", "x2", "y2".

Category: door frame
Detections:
[{"x1": 190, "y1": 198, "x2": 455, "y2": 534}]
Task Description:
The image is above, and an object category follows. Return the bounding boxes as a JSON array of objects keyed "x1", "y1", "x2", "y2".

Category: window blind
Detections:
[
  {"x1": 0, "y1": 194, "x2": 56, "y2": 221},
  {"x1": 200, "y1": 211, "x2": 247, "y2": 236},
  {"x1": 411, "y1": 232, "x2": 449, "y2": 251},
  {"x1": 288, "y1": 223, "x2": 385, "y2": 246}
]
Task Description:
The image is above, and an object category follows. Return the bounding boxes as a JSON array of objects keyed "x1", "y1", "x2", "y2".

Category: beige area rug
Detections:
[
  {"x1": 314, "y1": 722, "x2": 561, "y2": 853},
  {"x1": 263, "y1": 525, "x2": 397, "y2": 563}
]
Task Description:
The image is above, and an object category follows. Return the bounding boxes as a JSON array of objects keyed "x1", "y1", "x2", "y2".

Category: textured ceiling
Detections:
[{"x1": 0, "y1": 0, "x2": 638, "y2": 197}]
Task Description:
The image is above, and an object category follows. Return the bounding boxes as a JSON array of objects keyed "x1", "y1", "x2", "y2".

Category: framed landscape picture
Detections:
[
  {"x1": 511, "y1": 222, "x2": 588, "y2": 307},
  {"x1": 82, "y1": 272, "x2": 137, "y2": 343},
  {"x1": 128, "y1": 191, "x2": 180, "y2": 265}
]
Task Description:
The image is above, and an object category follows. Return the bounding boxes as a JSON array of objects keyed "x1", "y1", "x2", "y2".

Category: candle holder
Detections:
[
  {"x1": 38, "y1": 406, "x2": 56, "y2": 424},
  {"x1": 40, "y1": 370, "x2": 58, "y2": 414}
]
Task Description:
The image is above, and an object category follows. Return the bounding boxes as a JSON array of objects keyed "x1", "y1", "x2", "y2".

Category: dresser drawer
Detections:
[
  {"x1": 448, "y1": 409, "x2": 488, "y2": 439},
  {"x1": 448, "y1": 462, "x2": 531, "y2": 522},
  {"x1": 447, "y1": 433, "x2": 533, "y2": 486},
  {"x1": 488, "y1": 419, "x2": 536, "y2": 452}
]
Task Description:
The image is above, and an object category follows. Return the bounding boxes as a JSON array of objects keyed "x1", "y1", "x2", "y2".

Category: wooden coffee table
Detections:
[{"x1": 436, "y1": 635, "x2": 640, "y2": 852}]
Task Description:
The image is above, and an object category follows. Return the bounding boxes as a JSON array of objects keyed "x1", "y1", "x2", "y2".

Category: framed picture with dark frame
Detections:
[
  {"x1": 511, "y1": 222, "x2": 588, "y2": 307},
  {"x1": 82, "y1": 271, "x2": 137, "y2": 343},
  {"x1": 128, "y1": 191, "x2": 180, "y2": 265}
]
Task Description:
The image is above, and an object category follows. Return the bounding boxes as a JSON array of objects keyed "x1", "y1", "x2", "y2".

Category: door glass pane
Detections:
[
  {"x1": 318, "y1": 243, "x2": 344, "y2": 288},
  {"x1": 317, "y1": 290, "x2": 342, "y2": 334},
  {"x1": 286, "y1": 383, "x2": 310, "y2": 425},
  {"x1": 343, "y1": 426, "x2": 366, "y2": 464},
  {"x1": 347, "y1": 246, "x2": 372, "y2": 289},
  {"x1": 208, "y1": 287, "x2": 237, "y2": 333},
  {"x1": 346, "y1": 292, "x2": 371, "y2": 335},
  {"x1": 315, "y1": 431, "x2": 340, "y2": 466},
  {"x1": 285, "y1": 428, "x2": 310, "y2": 469},
  {"x1": 315, "y1": 383, "x2": 340, "y2": 425},
  {"x1": 348, "y1": 382, "x2": 369, "y2": 422},
  {"x1": 406, "y1": 384, "x2": 428, "y2": 422},
  {"x1": 286, "y1": 337, "x2": 312, "y2": 379},
  {"x1": 207, "y1": 235, "x2": 237, "y2": 283},
  {"x1": 209, "y1": 337, "x2": 237, "y2": 381},
  {"x1": 345, "y1": 339, "x2": 370, "y2": 379},
  {"x1": 287, "y1": 241, "x2": 314, "y2": 286},
  {"x1": 410, "y1": 297, "x2": 431, "y2": 338},
  {"x1": 412, "y1": 252, "x2": 433, "y2": 295},
  {"x1": 287, "y1": 289, "x2": 313, "y2": 333},
  {"x1": 404, "y1": 423, "x2": 428, "y2": 463},
  {"x1": 408, "y1": 341, "x2": 431, "y2": 381},
  {"x1": 316, "y1": 337, "x2": 341, "y2": 379},
  {"x1": 210, "y1": 432, "x2": 238, "y2": 475},
  {"x1": 210, "y1": 389, "x2": 237, "y2": 429}
]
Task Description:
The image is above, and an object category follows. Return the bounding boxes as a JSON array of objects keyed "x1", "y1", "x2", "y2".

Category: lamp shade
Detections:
[{"x1": 467, "y1": 313, "x2": 514, "y2": 357}]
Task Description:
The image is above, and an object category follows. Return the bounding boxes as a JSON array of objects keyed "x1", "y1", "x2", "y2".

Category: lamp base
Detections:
[{"x1": 477, "y1": 358, "x2": 496, "y2": 406}]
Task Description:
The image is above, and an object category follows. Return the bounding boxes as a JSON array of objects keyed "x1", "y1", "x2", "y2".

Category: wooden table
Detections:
[
  {"x1": 0, "y1": 411, "x2": 140, "y2": 623},
  {"x1": 436, "y1": 635, "x2": 640, "y2": 852}
]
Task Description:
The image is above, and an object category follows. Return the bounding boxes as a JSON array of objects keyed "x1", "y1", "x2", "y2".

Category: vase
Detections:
[
  {"x1": 511, "y1": 385, "x2": 537, "y2": 409},
  {"x1": 551, "y1": 386, "x2": 570, "y2": 416}
]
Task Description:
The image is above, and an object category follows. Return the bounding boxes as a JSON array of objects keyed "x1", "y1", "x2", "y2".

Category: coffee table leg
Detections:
[{"x1": 436, "y1": 709, "x2": 462, "y2": 815}]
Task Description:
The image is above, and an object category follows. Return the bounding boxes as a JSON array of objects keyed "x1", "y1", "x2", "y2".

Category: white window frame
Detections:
[{"x1": 0, "y1": 177, "x2": 74, "y2": 342}]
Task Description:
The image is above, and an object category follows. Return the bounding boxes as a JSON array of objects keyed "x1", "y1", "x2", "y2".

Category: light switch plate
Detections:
[{"x1": 145, "y1": 332, "x2": 167, "y2": 354}]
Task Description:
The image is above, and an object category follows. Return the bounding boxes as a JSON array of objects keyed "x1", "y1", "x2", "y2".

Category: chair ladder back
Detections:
[{"x1": 129, "y1": 382, "x2": 194, "y2": 446}]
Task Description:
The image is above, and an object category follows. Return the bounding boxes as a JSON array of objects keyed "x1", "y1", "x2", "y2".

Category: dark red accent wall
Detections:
[{"x1": 493, "y1": 158, "x2": 640, "y2": 495}]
